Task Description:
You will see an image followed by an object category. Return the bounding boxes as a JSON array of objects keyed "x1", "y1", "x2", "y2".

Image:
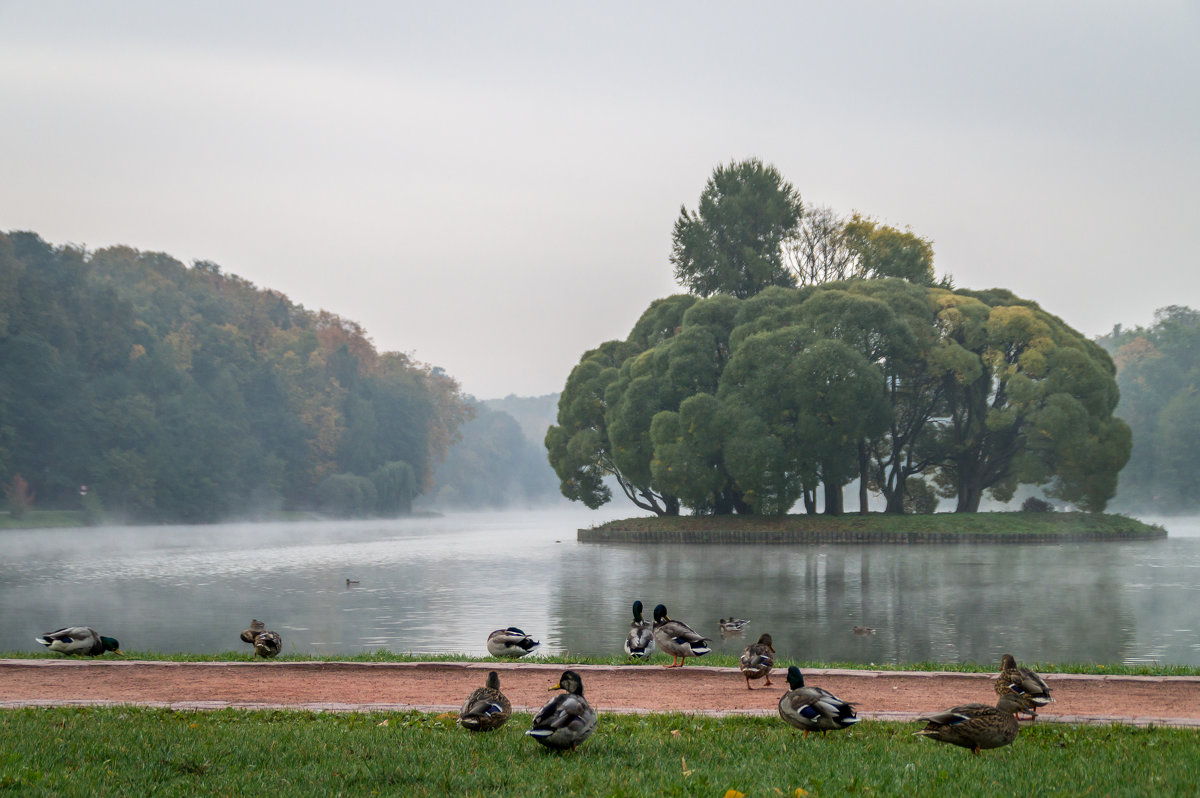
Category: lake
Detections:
[{"x1": 2, "y1": 508, "x2": 1198, "y2": 666}]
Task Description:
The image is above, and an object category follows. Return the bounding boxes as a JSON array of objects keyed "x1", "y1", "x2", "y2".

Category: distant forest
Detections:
[
  {"x1": 1099, "y1": 306, "x2": 1200, "y2": 514},
  {"x1": 0, "y1": 230, "x2": 481, "y2": 523}
]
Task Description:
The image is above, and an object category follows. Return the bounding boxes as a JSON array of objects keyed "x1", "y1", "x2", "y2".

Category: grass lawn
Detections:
[{"x1": 0, "y1": 707, "x2": 1195, "y2": 797}]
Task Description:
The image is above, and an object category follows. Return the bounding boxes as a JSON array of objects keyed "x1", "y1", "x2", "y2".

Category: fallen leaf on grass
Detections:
[
  {"x1": 723, "y1": 790, "x2": 745, "y2": 798},
  {"x1": 681, "y1": 757, "x2": 693, "y2": 777}
]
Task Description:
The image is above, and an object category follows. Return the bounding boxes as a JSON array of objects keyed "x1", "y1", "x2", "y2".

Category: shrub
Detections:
[{"x1": 1022, "y1": 496, "x2": 1055, "y2": 513}]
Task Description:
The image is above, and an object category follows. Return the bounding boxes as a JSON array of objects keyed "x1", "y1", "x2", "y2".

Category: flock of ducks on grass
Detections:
[
  {"x1": 459, "y1": 600, "x2": 1053, "y2": 753},
  {"x1": 34, "y1": 600, "x2": 1052, "y2": 755}
]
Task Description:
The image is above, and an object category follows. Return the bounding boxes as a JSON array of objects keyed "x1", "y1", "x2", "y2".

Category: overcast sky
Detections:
[{"x1": 2, "y1": 2, "x2": 1196, "y2": 399}]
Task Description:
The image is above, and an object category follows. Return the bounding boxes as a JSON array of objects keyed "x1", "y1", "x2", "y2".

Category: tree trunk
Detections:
[
  {"x1": 955, "y1": 480, "x2": 983, "y2": 512},
  {"x1": 823, "y1": 481, "x2": 843, "y2": 516},
  {"x1": 803, "y1": 489, "x2": 816, "y2": 515},
  {"x1": 857, "y1": 441, "x2": 869, "y2": 515}
]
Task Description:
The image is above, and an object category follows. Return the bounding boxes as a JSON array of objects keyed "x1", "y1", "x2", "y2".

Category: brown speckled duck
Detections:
[
  {"x1": 995, "y1": 653, "x2": 1052, "y2": 720},
  {"x1": 915, "y1": 693, "x2": 1025, "y2": 754},
  {"x1": 739, "y1": 633, "x2": 776, "y2": 689},
  {"x1": 240, "y1": 619, "x2": 265, "y2": 647},
  {"x1": 253, "y1": 629, "x2": 282, "y2": 658},
  {"x1": 459, "y1": 670, "x2": 512, "y2": 732}
]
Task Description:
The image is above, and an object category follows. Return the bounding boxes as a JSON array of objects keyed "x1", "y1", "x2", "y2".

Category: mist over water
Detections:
[{"x1": 3, "y1": 509, "x2": 1198, "y2": 666}]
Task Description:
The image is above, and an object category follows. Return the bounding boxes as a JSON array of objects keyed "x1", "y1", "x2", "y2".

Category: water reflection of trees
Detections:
[{"x1": 553, "y1": 543, "x2": 1137, "y2": 665}]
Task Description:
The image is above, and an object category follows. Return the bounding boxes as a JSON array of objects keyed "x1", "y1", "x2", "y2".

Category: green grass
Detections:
[
  {"x1": 591, "y1": 510, "x2": 1164, "y2": 535},
  {"x1": 0, "y1": 706, "x2": 1195, "y2": 797},
  {"x1": 584, "y1": 511, "x2": 1166, "y2": 542},
  {"x1": 5, "y1": 649, "x2": 1199, "y2": 676}
]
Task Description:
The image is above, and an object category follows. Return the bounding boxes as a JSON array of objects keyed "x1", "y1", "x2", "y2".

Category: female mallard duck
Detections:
[
  {"x1": 253, "y1": 630, "x2": 282, "y2": 658},
  {"x1": 915, "y1": 693, "x2": 1025, "y2": 754},
  {"x1": 486, "y1": 627, "x2": 540, "y2": 658},
  {"x1": 239, "y1": 619, "x2": 265, "y2": 646},
  {"x1": 652, "y1": 604, "x2": 711, "y2": 668},
  {"x1": 526, "y1": 670, "x2": 598, "y2": 751},
  {"x1": 777, "y1": 666, "x2": 859, "y2": 736},
  {"x1": 459, "y1": 670, "x2": 512, "y2": 732},
  {"x1": 739, "y1": 633, "x2": 776, "y2": 689},
  {"x1": 35, "y1": 627, "x2": 121, "y2": 656},
  {"x1": 995, "y1": 653, "x2": 1052, "y2": 721},
  {"x1": 624, "y1": 600, "x2": 655, "y2": 659},
  {"x1": 719, "y1": 617, "x2": 750, "y2": 634}
]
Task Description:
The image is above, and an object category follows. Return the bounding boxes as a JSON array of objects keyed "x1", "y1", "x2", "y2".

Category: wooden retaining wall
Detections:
[{"x1": 577, "y1": 527, "x2": 1167, "y2": 544}]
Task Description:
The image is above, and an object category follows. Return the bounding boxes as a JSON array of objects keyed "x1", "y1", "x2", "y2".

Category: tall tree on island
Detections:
[{"x1": 670, "y1": 159, "x2": 803, "y2": 299}]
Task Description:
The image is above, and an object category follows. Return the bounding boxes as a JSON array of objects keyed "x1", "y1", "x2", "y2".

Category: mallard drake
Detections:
[
  {"x1": 777, "y1": 666, "x2": 859, "y2": 736},
  {"x1": 624, "y1": 600, "x2": 655, "y2": 659},
  {"x1": 35, "y1": 627, "x2": 121, "y2": 656},
  {"x1": 486, "y1": 627, "x2": 540, "y2": 658},
  {"x1": 459, "y1": 670, "x2": 512, "y2": 732},
  {"x1": 995, "y1": 653, "x2": 1052, "y2": 720},
  {"x1": 652, "y1": 604, "x2": 711, "y2": 667},
  {"x1": 739, "y1": 633, "x2": 776, "y2": 689},
  {"x1": 915, "y1": 693, "x2": 1025, "y2": 754},
  {"x1": 526, "y1": 670, "x2": 598, "y2": 751},
  {"x1": 240, "y1": 619, "x2": 265, "y2": 646},
  {"x1": 253, "y1": 630, "x2": 282, "y2": 658},
  {"x1": 719, "y1": 617, "x2": 750, "y2": 633}
]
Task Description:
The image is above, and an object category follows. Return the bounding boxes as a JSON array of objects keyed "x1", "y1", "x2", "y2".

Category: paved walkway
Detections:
[{"x1": 2, "y1": 660, "x2": 1198, "y2": 728}]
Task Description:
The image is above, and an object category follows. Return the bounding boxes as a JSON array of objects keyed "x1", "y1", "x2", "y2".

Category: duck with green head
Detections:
[
  {"x1": 777, "y1": 666, "x2": 859, "y2": 736},
  {"x1": 36, "y1": 627, "x2": 121, "y2": 657},
  {"x1": 652, "y1": 604, "x2": 711, "y2": 667},
  {"x1": 487, "y1": 627, "x2": 540, "y2": 658},
  {"x1": 624, "y1": 600, "x2": 655, "y2": 659}
]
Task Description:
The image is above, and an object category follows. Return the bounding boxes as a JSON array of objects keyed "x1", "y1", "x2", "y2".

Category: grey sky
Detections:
[{"x1": 2, "y1": 2, "x2": 1196, "y2": 399}]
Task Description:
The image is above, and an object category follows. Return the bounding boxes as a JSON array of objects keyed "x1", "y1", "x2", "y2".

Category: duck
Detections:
[
  {"x1": 458, "y1": 670, "x2": 512, "y2": 732},
  {"x1": 777, "y1": 666, "x2": 859, "y2": 737},
  {"x1": 914, "y1": 693, "x2": 1025, "y2": 754},
  {"x1": 239, "y1": 619, "x2": 265, "y2": 646},
  {"x1": 995, "y1": 653, "x2": 1052, "y2": 721},
  {"x1": 719, "y1": 617, "x2": 750, "y2": 633},
  {"x1": 624, "y1": 600, "x2": 655, "y2": 659},
  {"x1": 652, "y1": 604, "x2": 711, "y2": 667},
  {"x1": 852, "y1": 626, "x2": 877, "y2": 635},
  {"x1": 253, "y1": 630, "x2": 282, "y2": 658},
  {"x1": 345, "y1": 579, "x2": 360, "y2": 587},
  {"x1": 739, "y1": 633, "x2": 776, "y2": 689},
  {"x1": 35, "y1": 627, "x2": 121, "y2": 656},
  {"x1": 526, "y1": 670, "x2": 598, "y2": 751},
  {"x1": 486, "y1": 627, "x2": 540, "y2": 658}
]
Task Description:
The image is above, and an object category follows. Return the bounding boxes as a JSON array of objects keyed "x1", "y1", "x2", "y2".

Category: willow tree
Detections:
[{"x1": 931, "y1": 288, "x2": 1130, "y2": 512}]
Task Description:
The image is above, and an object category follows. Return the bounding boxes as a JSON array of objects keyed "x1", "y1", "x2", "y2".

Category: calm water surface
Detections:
[{"x1": 2, "y1": 508, "x2": 1198, "y2": 666}]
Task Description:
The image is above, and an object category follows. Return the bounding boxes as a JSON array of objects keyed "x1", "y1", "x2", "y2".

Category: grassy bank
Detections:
[
  {"x1": 1, "y1": 706, "x2": 1195, "y2": 796},
  {"x1": 5, "y1": 650, "x2": 1199, "y2": 677},
  {"x1": 580, "y1": 511, "x2": 1167, "y2": 543}
]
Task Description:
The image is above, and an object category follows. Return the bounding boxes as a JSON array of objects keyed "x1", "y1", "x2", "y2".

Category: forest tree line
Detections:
[{"x1": 0, "y1": 231, "x2": 473, "y2": 522}]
